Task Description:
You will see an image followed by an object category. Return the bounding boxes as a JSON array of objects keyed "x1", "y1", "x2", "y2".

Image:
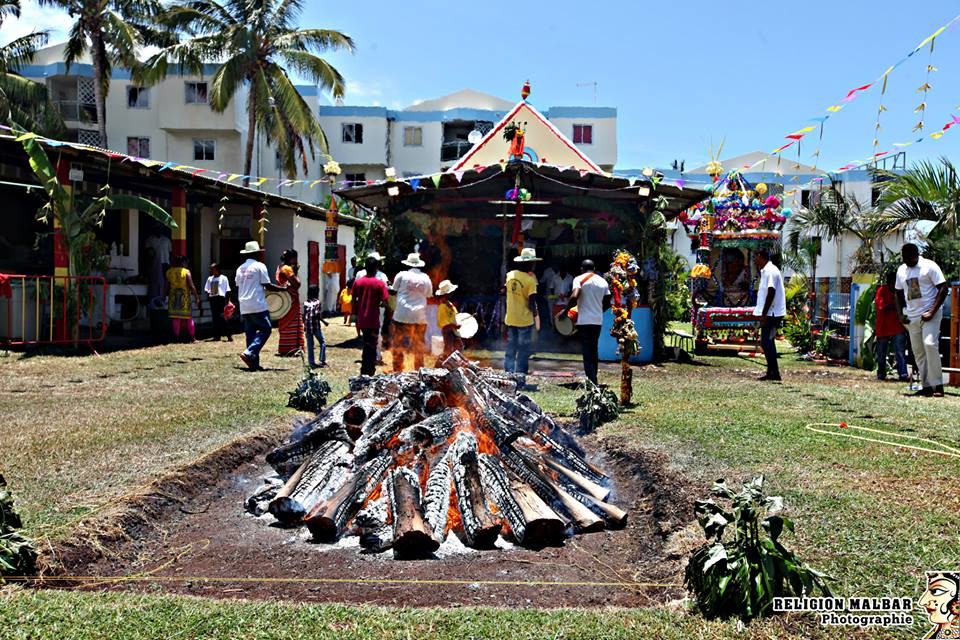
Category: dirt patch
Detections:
[
  {"x1": 39, "y1": 424, "x2": 288, "y2": 574},
  {"x1": 37, "y1": 429, "x2": 697, "y2": 609}
]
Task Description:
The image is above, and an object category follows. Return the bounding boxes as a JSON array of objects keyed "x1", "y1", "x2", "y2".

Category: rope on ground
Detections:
[
  {"x1": 803, "y1": 422, "x2": 960, "y2": 459},
  {"x1": 3, "y1": 574, "x2": 683, "y2": 589}
]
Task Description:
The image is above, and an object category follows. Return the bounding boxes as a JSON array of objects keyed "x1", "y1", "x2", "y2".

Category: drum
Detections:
[
  {"x1": 265, "y1": 290, "x2": 292, "y2": 321},
  {"x1": 554, "y1": 310, "x2": 576, "y2": 336},
  {"x1": 455, "y1": 312, "x2": 478, "y2": 339}
]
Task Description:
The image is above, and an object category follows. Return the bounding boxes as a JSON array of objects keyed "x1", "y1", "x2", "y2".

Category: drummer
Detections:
[{"x1": 434, "y1": 279, "x2": 464, "y2": 365}]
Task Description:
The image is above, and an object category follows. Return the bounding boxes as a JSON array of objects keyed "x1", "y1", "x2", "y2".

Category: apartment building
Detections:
[{"x1": 317, "y1": 89, "x2": 617, "y2": 184}]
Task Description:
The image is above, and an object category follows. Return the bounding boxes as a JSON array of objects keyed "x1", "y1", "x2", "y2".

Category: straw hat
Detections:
[
  {"x1": 401, "y1": 252, "x2": 426, "y2": 268},
  {"x1": 514, "y1": 247, "x2": 542, "y2": 262},
  {"x1": 367, "y1": 251, "x2": 384, "y2": 262},
  {"x1": 435, "y1": 279, "x2": 458, "y2": 296},
  {"x1": 240, "y1": 240, "x2": 262, "y2": 254}
]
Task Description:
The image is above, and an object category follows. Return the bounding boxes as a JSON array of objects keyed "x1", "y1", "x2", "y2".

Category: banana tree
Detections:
[{"x1": 17, "y1": 130, "x2": 175, "y2": 339}]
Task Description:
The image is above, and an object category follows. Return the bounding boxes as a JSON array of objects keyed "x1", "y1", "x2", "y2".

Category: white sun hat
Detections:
[
  {"x1": 401, "y1": 252, "x2": 426, "y2": 268},
  {"x1": 240, "y1": 240, "x2": 262, "y2": 254},
  {"x1": 367, "y1": 251, "x2": 384, "y2": 262},
  {"x1": 514, "y1": 247, "x2": 542, "y2": 262},
  {"x1": 435, "y1": 279, "x2": 459, "y2": 296}
]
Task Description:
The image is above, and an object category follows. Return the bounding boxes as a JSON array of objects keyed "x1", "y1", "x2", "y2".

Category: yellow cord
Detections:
[{"x1": 803, "y1": 422, "x2": 960, "y2": 459}]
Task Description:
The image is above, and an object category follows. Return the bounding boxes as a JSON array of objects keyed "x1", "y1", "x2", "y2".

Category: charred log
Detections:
[
  {"x1": 269, "y1": 441, "x2": 352, "y2": 524},
  {"x1": 400, "y1": 407, "x2": 470, "y2": 448},
  {"x1": 450, "y1": 433, "x2": 501, "y2": 548},
  {"x1": 387, "y1": 467, "x2": 440, "y2": 559},
  {"x1": 304, "y1": 452, "x2": 392, "y2": 542},
  {"x1": 422, "y1": 449, "x2": 453, "y2": 541},
  {"x1": 352, "y1": 400, "x2": 418, "y2": 462},
  {"x1": 509, "y1": 479, "x2": 567, "y2": 546},
  {"x1": 544, "y1": 458, "x2": 610, "y2": 502},
  {"x1": 481, "y1": 408, "x2": 524, "y2": 448}
]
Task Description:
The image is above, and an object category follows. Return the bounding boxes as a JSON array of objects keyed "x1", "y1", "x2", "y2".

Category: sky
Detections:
[{"x1": 5, "y1": 0, "x2": 960, "y2": 173}]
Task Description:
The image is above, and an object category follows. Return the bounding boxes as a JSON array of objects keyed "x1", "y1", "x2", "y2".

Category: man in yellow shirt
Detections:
[{"x1": 504, "y1": 247, "x2": 540, "y2": 388}]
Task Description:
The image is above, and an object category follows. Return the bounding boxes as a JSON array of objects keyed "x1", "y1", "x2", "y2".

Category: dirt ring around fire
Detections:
[{"x1": 33, "y1": 415, "x2": 698, "y2": 609}]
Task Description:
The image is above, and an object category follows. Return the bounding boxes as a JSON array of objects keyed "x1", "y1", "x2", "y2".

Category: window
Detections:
[
  {"x1": 342, "y1": 123, "x2": 363, "y2": 144},
  {"x1": 126, "y1": 136, "x2": 150, "y2": 158},
  {"x1": 573, "y1": 124, "x2": 593, "y2": 145},
  {"x1": 403, "y1": 126, "x2": 422, "y2": 147},
  {"x1": 344, "y1": 172, "x2": 366, "y2": 185},
  {"x1": 185, "y1": 81, "x2": 208, "y2": 104},
  {"x1": 800, "y1": 189, "x2": 811, "y2": 208},
  {"x1": 193, "y1": 138, "x2": 215, "y2": 161},
  {"x1": 126, "y1": 86, "x2": 149, "y2": 108}
]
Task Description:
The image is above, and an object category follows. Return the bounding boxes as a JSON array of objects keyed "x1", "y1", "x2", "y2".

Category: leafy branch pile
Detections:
[
  {"x1": 0, "y1": 474, "x2": 36, "y2": 578},
  {"x1": 684, "y1": 476, "x2": 832, "y2": 621},
  {"x1": 575, "y1": 382, "x2": 620, "y2": 432},
  {"x1": 287, "y1": 359, "x2": 332, "y2": 414}
]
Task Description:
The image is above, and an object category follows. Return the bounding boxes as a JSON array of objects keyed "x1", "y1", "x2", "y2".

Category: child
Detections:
[
  {"x1": 339, "y1": 280, "x2": 354, "y2": 326},
  {"x1": 303, "y1": 285, "x2": 329, "y2": 368},
  {"x1": 434, "y1": 279, "x2": 464, "y2": 365}
]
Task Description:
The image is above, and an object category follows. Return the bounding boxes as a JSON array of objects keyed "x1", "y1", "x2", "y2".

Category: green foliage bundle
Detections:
[
  {"x1": 0, "y1": 474, "x2": 37, "y2": 578},
  {"x1": 575, "y1": 381, "x2": 620, "y2": 432},
  {"x1": 782, "y1": 313, "x2": 816, "y2": 355},
  {"x1": 685, "y1": 476, "x2": 832, "y2": 621},
  {"x1": 287, "y1": 359, "x2": 332, "y2": 414}
]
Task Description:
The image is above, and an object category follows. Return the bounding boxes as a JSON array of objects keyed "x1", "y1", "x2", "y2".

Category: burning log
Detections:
[
  {"x1": 450, "y1": 433, "x2": 501, "y2": 548},
  {"x1": 349, "y1": 373, "x2": 420, "y2": 399},
  {"x1": 400, "y1": 407, "x2": 470, "y2": 448},
  {"x1": 386, "y1": 467, "x2": 440, "y2": 559},
  {"x1": 477, "y1": 453, "x2": 564, "y2": 547},
  {"x1": 544, "y1": 458, "x2": 610, "y2": 502},
  {"x1": 418, "y1": 367, "x2": 452, "y2": 391},
  {"x1": 244, "y1": 478, "x2": 283, "y2": 516},
  {"x1": 543, "y1": 476, "x2": 605, "y2": 533},
  {"x1": 265, "y1": 420, "x2": 349, "y2": 476},
  {"x1": 269, "y1": 441, "x2": 352, "y2": 524},
  {"x1": 352, "y1": 400, "x2": 418, "y2": 462},
  {"x1": 530, "y1": 430, "x2": 609, "y2": 488},
  {"x1": 584, "y1": 494, "x2": 629, "y2": 529},
  {"x1": 481, "y1": 408, "x2": 524, "y2": 448},
  {"x1": 422, "y1": 449, "x2": 453, "y2": 541},
  {"x1": 304, "y1": 452, "x2": 392, "y2": 542},
  {"x1": 418, "y1": 390, "x2": 446, "y2": 415},
  {"x1": 439, "y1": 350, "x2": 478, "y2": 373}
]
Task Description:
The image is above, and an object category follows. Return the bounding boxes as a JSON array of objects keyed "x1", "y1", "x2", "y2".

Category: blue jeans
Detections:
[
  {"x1": 307, "y1": 326, "x2": 326, "y2": 366},
  {"x1": 876, "y1": 332, "x2": 908, "y2": 380},
  {"x1": 242, "y1": 311, "x2": 272, "y2": 368},
  {"x1": 504, "y1": 325, "x2": 533, "y2": 378}
]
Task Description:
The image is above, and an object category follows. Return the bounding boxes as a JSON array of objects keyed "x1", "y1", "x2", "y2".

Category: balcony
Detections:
[
  {"x1": 55, "y1": 100, "x2": 97, "y2": 124},
  {"x1": 440, "y1": 140, "x2": 473, "y2": 163}
]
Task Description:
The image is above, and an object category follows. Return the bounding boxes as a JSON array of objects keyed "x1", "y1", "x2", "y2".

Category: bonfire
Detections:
[{"x1": 246, "y1": 352, "x2": 626, "y2": 559}]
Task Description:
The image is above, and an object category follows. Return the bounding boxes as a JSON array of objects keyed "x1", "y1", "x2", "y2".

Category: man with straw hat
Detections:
[
  {"x1": 390, "y1": 252, "x2": 433, "y2": 371},
  {"x1": 504, "y1": 247, "x2": 540, "y2": 388},
  {"x1": 235, "y1": 240, "x2": 287, "y2": 371}
]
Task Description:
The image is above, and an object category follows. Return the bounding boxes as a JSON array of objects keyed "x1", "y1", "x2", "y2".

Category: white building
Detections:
[{"x1": 317, "y1": 88, "x2": 617, "y2": 185}]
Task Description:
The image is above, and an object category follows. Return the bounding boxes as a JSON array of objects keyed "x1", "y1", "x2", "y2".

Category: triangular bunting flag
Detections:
[
  {"x1": 453, "y1": 170, "x2": 465, "y2": 183},
  {"x1": 431, "y1": 174, "x2": 441, "y2": 187},
  {"x1": 227, "y1": 174, "x2": 241, "y2": 182},
  {"x1": 254, "y1": 177, "x2": 268, "y2": 186},
  {"x1": 917, "y1": 83, "x2": 932, "y2": 92},
  {"x1": 410, "y1": 178, "x2": 420, "y2": 191},
  {"x1": 309, "y1": 179, "x2": 323, "y2": 188}
]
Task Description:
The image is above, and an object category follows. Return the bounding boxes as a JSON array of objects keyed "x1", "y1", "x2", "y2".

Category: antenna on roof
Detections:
[{"x1": 576, "y1": 81, "x2": 598, "y2": 104}]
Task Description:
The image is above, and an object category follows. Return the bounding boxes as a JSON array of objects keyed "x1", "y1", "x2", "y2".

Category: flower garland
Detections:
[{"x1": 606, "y1": 249, "x2": 641, "y2": 357}]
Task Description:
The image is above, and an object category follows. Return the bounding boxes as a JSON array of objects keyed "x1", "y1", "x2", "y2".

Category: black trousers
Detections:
[
  {"x1": 578, "y1": 324, "x2": 602, "y2": 384},
  {"x1": 759, "y1": 317, "x2": 783, "y2": 378},
  {"x1": 209, "y1": 296, "x2": 228, "y2": 339},
  {"x1": 360, "y1": 327, "x2": 379, "y2": 376}
]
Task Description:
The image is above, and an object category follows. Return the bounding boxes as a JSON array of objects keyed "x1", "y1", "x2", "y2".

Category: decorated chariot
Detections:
[{"x1": 679, "y1": 168, "x2": 789, "y2": 353}]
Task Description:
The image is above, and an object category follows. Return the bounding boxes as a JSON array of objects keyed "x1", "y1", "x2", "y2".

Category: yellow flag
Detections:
[
  {"x1": 827, "y1": 105, "x2": 843, "y2": 113},
  {"x1": 930, "y1": 131, "x2": 944, "y2": 139},
  {"x1": 227, "y1": 174, "x2": 241, "y2": 182},
  {"x1": 254, "y1": 177, "x2": 268, "y2": 186}
]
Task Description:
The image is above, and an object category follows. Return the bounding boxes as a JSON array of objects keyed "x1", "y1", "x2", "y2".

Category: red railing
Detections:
[{"x1": 0, "y1": 274, "x2": 107, "y2": 346}]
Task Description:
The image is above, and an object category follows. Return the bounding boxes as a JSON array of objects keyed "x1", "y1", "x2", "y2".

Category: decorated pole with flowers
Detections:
[
  {"x1": 605, "y1": 250, "x2": 641, "y2": 405},
  {"x1": 322, "y1": 158, "x2": 342, "y2": 276}
]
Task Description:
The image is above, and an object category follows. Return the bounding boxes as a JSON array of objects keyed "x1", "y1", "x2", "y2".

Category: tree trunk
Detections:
[
  {"x1": 91, "y1": 34, "x2": 108, "y2": 149},
  {"x1": 243, "y1": 80, "x2": 257, "y2": 188}
]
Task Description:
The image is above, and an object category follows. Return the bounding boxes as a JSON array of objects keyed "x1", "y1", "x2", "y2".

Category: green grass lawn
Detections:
[{"x1": 2, "y1": 328, "x2": 956, "y2": 638}]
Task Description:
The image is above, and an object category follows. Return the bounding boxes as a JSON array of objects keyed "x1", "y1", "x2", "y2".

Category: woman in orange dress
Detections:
[{"x1": 275, "y1": 249, "x2": 304, "y2": 356}]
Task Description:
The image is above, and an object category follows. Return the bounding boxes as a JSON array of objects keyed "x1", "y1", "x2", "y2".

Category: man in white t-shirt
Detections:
[
  {"x1": 390, "y1": 252, "x2": 433, "y2": 372},
  {"x1": 895, "y1": 243, "x2": 948, "y2": 397},
  {"x1": 565, "y1": 259, "x2": 611, "y2": 384},
  {"x1": 235, "y1": 241, "x2": 286, "y2": 371},
  {"x1": 204, "y1": 262, "x2": 232, "y2": 342},
  {"x1": 752, "y1": 248, "x2": 787, "y2": 381}
]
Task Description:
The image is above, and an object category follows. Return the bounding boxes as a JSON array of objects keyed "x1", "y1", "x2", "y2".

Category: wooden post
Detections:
[
  {"x1": 951, "y1": 284, "x2": 959, "y2": 386},
  {"x1": 171, "y1": 186, "x2": 187, "y2": 259}
]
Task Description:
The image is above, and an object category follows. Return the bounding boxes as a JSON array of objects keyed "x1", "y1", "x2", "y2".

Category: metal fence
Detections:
[
  {"x1": 0, "y1": 275, "x2": 107, "y2": 346},
  {"x1": 812, "y1": 277, "x2": 852, "y2": 337}
]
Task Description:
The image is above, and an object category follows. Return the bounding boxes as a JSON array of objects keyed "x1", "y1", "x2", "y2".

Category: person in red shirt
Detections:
[
  {"x1": 351, "y1": 255, "x2": 390, "y2": 376},
  {"x1": 874, "y1": 271, "x2": 909, "y2": 381}
]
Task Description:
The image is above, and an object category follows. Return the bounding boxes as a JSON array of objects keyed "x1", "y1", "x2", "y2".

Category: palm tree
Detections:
[
  {"x1": 37, "y1": 0, "x2": 166, "y2": 148},
  {"x1": 873, "y1": 158, "x2": 960, "y2": 241},
  {"x1": 138, "y1": 0, "x2": 354, "y2": 184},
  {"x1": 0, "y1": 0, "x2": 64, "y2": 135}
]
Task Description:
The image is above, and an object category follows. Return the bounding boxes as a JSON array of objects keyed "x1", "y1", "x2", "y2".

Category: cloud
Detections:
[
  {"x1": 1, "y1": 1, "x2": 73, "y2": 43},
  {"x1": 344, "y1": 79, "x2": 382, "y2": 99}
]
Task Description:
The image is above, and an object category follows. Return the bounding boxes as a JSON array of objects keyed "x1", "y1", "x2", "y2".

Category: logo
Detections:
[{"x1": 919, "y1": 571, "x2": 960, "y2": 638}]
